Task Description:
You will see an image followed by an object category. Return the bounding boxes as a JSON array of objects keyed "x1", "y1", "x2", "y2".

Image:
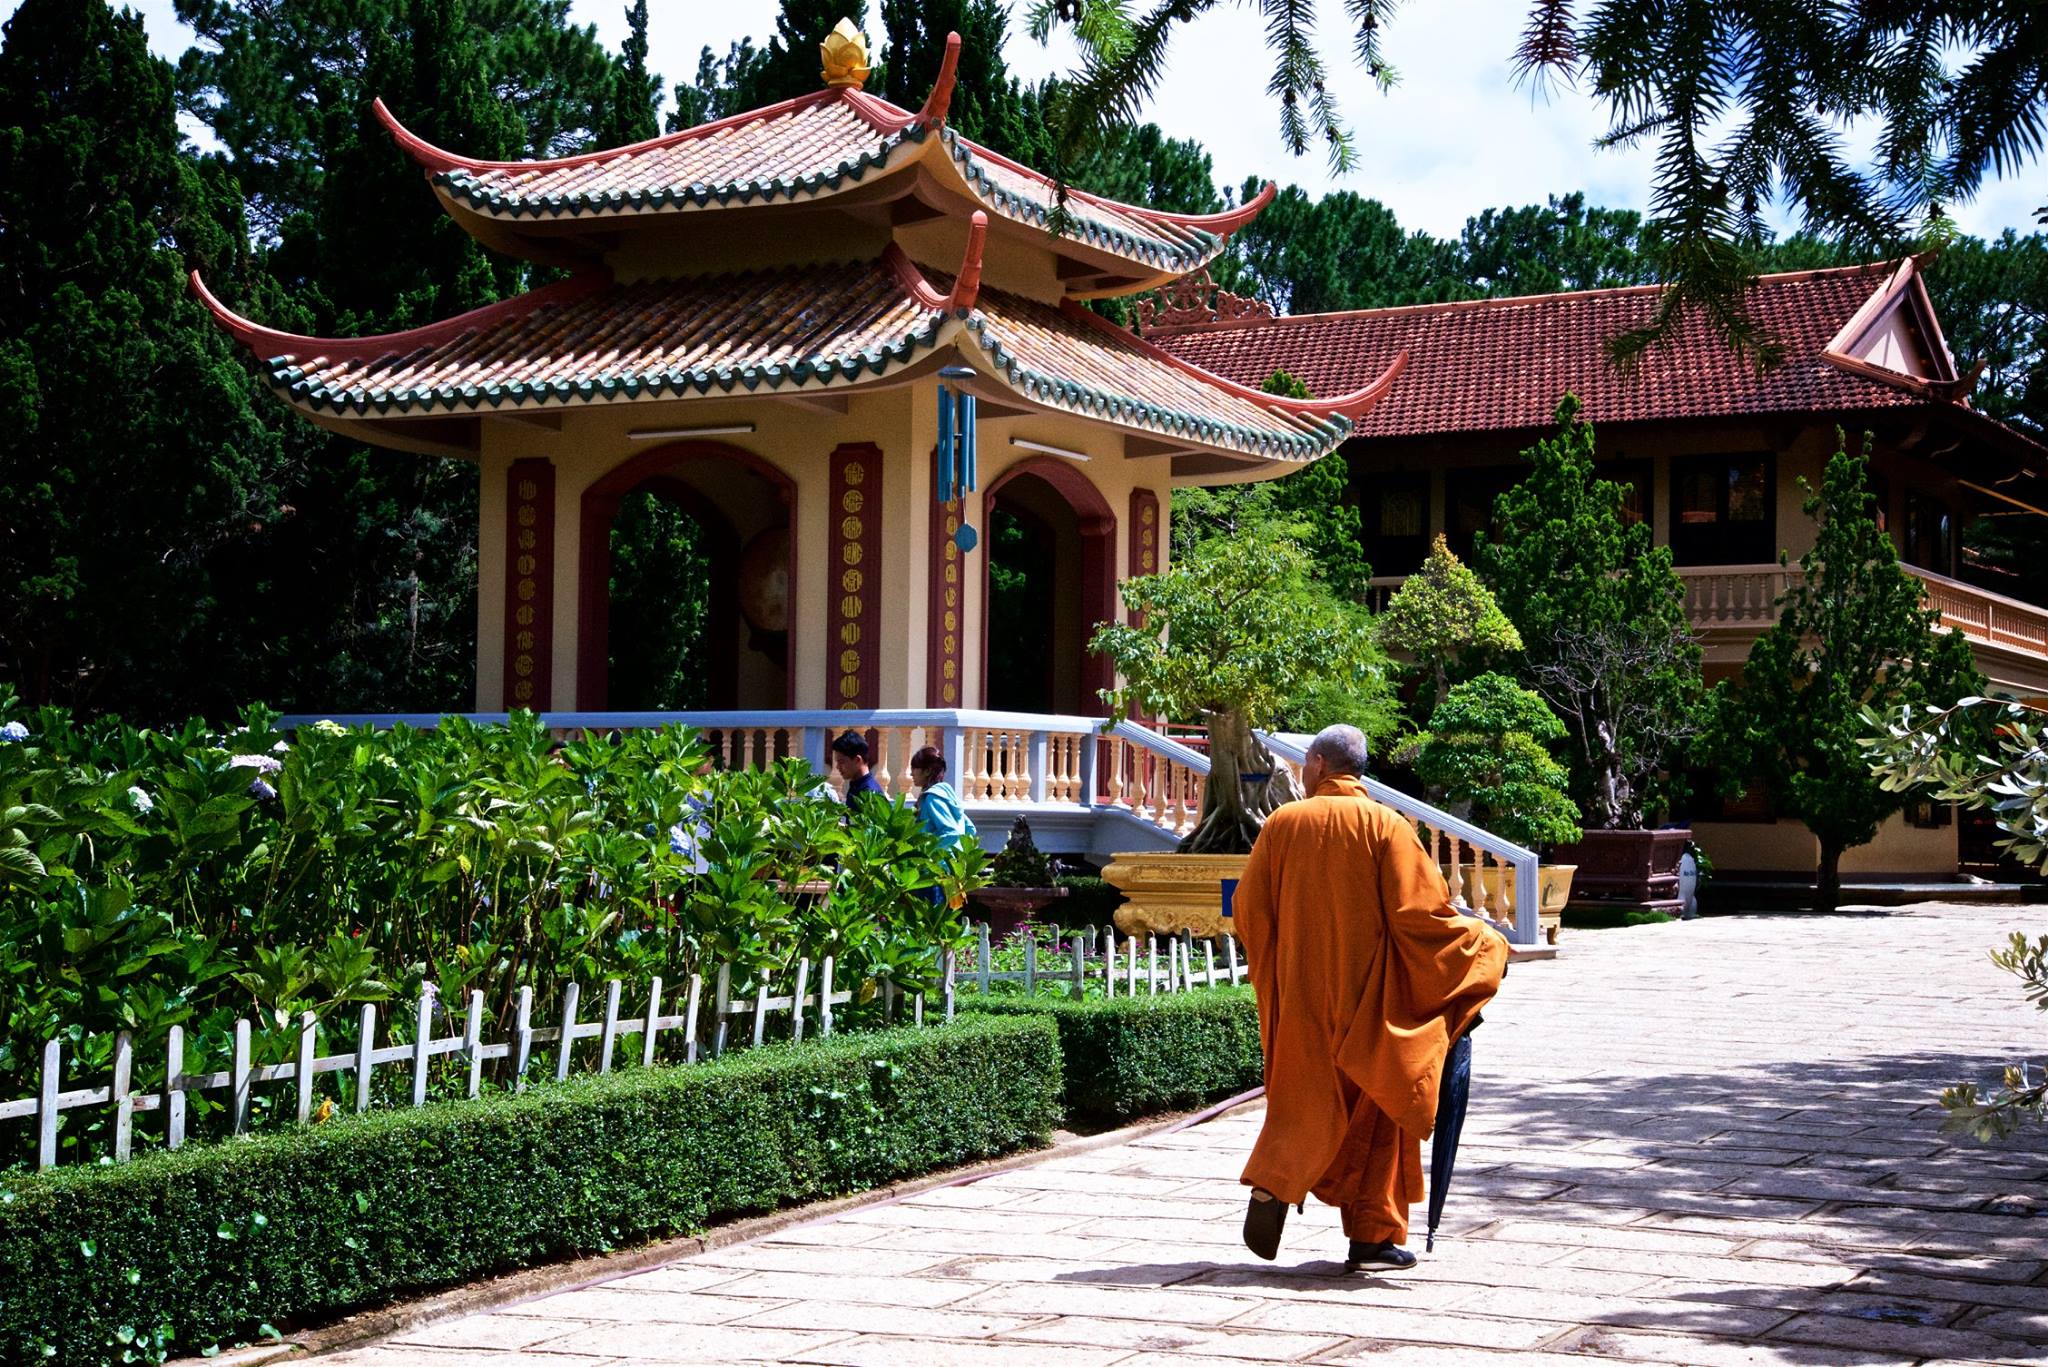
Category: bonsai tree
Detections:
[
  {"x1": 987, "y1": 816, "x2": 1056, "y2": 887},
  {"x1": 1398, "y1": 673, "x2": 1583, "y2": 850},
  {"x1": 1090, "y1": 523, "x2": 1390, "y2": 854},
  {"x1": 1478, "y1": 397, "x2": 1702, "y2": 828},
  {"x1": 1709, "y1": 438, "x2": 1983, "y2": 910},
  {"x1": 1379, "y1": 534, "x2": 1522, "y2": 715}
]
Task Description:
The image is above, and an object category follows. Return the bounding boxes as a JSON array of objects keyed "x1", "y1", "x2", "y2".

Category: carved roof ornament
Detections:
[
  {"x1": 1136, "y1": 270, "x2": 1275, "y2": 336},
  {"x1": 820, "y1": 18, "x2": 872, "y2": 90}
]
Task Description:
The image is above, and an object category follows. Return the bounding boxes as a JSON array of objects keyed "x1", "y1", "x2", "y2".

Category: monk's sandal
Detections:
[
  {"x1": 1242, "y1": 1188, "x2": 1294, "y2": 1260},
  {"x1": 1345, "y1": 1240, "x2": 1418, "y2": 1271}
]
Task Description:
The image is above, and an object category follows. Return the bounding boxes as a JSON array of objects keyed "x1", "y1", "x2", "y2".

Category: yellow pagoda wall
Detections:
[{"x1": 471, "y1": 376, "x2": 1174, "y2": 715}]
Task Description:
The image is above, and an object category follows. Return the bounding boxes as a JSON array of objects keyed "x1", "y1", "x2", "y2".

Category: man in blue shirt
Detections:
[{"x1": 831, "y1": 730, "x2": 886, "y2": 810}]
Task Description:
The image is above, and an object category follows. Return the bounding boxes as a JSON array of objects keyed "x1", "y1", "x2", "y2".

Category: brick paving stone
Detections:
[
  {"x1": 495, "y1": 1287, "x2": 771, "y2": 1324},
  {"x1": 523, "y1": 1322, "x2": 845, "y2": 1361},
  {"x1": 788, "y1": 1337, "x2": 1132, "y2": 1366},
  {"x1": 1551, "y1": 1323, "x2": 1905, "y2": 1365},
  {"x1": 956, "y1": 1280, "x2": 1266, "y2": 1324},
  {"x1": 1229, "y1": 1298, "x2": 1564, "y2": 1350},
  {"x1": 1434, "y1": 1284, "x2": 1796, "y2": 1337},
  {"x1": 932, "y1": 1254, "x2": 1216, "y2": 1286},
  {"x1": 391, "y1": 1316, "x2": 606, "y2": 1349},
  {"x1": 993, "y1": 1313, "x2": 1347, "y2": 1358},
  {"x1": 1766, "y1": 1309, "x2": 2048, "y2": 1363},
  {"x1": 691, "y1": 1269, "x2": 981, "y2": 1308},
  {"x1": 725, "y1": 1300, "x2": 1040, "y2": 1338},
  {"x1": 689, "y1": 1242, "x2": 961, "y2": 1277}
]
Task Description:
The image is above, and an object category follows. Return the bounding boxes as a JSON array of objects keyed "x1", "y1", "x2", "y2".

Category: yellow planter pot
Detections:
[
  {"x1": 1448, "y1": 864, "x2": 1577, "y2": 944},
  {"x1": 1104, "y1": 852, "x2": 1249, "y2": 940}
]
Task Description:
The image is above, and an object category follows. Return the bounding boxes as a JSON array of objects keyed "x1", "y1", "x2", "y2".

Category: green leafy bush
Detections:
[
  {"x1": 1397, "y1": 672, "x2": 1584, "y2": 849},
  {"x1": 972, "y1": 986, "x2": 1262, "y2": 1121},
  {"x1": 0, "y1": 1013, "x2": 1060, "y2": 1365},
  {"x1": 0, "y1": 697, "x2": 985, "y2": 1166}
]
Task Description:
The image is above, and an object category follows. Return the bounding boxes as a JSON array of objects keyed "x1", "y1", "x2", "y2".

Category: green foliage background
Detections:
[{"x1": 1, "y1": 0, "x2": 2043, "y2": 721}]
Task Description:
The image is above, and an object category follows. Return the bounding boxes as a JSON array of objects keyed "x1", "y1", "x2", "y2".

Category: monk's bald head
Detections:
[{"x1": 1306, "y1": 724, "x2": 1370, "y2": 778}]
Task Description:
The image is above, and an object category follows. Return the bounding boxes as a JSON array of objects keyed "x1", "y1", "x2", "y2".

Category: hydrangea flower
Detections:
[
  {"x1": 249, "y1": 778, "x2": 278, "y2": 801},
  {"x1": 126, "y1": 786, "x2": 154, "y2": 814},
  {"x1": 310, "y1": 719, "x2": 347, "y2": 736},
  {"x1": 0, "y1": 721, "x2": 27, "y2": 742},
  {"x1": 229, "y1": 753, "x2": 283, "y2": 775}
]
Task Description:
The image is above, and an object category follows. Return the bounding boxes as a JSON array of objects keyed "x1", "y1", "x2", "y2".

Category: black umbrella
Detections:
[{"x1": 1425, "y1": 1022, "x2": 1476, "y2": 1252}]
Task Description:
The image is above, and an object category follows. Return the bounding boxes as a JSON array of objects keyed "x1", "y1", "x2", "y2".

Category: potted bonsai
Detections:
[
  {"x1": 1477, "y1": 398, "x2": 1702, "y2": 912},
  {"x1": 1088, "y1": 522, "x2": 1387, "y2": 936},
  {"x1": 1398, "y1": 673, "x2": 1583, "y2": 941},
  {"x1": 968, "y1": 816, "x2": 1069, "y2": 941}
]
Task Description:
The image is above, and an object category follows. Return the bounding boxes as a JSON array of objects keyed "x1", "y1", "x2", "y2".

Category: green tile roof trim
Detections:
[{"x1": 201, "y1": 258, "x2": 1355, "y2": 462}]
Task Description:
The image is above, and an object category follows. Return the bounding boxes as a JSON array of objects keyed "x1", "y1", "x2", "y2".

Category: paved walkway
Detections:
[{"x1": 328, "y1": 903, "x2": 2048, "y2": 1366}]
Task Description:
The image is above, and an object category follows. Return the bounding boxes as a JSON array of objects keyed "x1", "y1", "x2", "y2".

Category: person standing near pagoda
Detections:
[
  {"x1": 831, "y1": 730, "x2": 886, "y2": 811},
  {"x1": 1234, "y1": 724, "x2": 1508, "y2": 1269}
]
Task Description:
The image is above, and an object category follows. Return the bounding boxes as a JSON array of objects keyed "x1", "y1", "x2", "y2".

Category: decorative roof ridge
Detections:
[
  {"x1": 880, "y1": 211, "x2": 988, "y2": 314},
  {"x1": 373, "y1": 89, "x2": 844, "y2": 176},
  {"x1": 918, "y1": 31, "x2": 962, "y2": 129},
  {"x1": 1139, "y1": 181, "x2": 1277, "y2": 233},
  {"x1": 191, "y1": 267, "x2": 612, "y2": 362},
  {"x1": 1145, "y1": 259, "x2": 1916, "y2": 338},
  {"x1": 1055, "y1": 297, "x2": 1408, "y2": 422}
]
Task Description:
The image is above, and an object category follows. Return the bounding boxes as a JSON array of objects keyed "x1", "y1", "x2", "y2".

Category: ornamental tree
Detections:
[
  {"x1": 1709, "y1": 439, "x2": 1984, "y2": 912},
  {"x1": 1398, "y1": 673, "x2": 1582, "y2": 851},
  {"x1": 1477, "y1": 397, "x2": 1702, "y2": 829},
  {"x1": 1379, "y1": 534, "x2": 1522, "y2": 717},
  {"x1": 1090, "y1": 524, "x2": 1389, "y2": 854}
]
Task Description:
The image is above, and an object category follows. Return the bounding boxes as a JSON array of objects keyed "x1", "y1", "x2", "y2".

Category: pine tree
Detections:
[
  {"x1": 1711, "y1": 440, "x2": 1985, "y2": 911},
  {"x1": 1477, "y1": 398, "x2": 1702, "y2": 829},
  {"x1": 0, "y1": 0, "x2": 286, "y2": 711},
  {"x1": 595, "y1": 0, "x2": 661, "y2": 148}
]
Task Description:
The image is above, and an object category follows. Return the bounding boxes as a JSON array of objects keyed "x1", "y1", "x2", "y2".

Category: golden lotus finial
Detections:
[{"x1": 821, "y1": 18, "x2": 871, "y2": 90}]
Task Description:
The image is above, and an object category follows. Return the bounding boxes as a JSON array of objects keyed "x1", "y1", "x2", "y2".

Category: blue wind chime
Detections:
[{"x1": 936, "y1": 366, "x2": 979, "y2": 552}]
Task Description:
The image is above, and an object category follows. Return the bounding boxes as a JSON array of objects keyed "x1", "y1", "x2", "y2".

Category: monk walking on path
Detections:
[{"x1": 1235, "y1": 724, "x2": 1509, "y2": 1271}]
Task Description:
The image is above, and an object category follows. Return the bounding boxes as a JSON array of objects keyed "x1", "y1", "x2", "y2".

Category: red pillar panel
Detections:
[
  {"x1": 827, "y1": 443, "x2": 883, "y2": 709},
  {"x1": 504, "y1": 458, "x2": 555, "y2": 712},
  {"x1": 1128, "y1": 487, "x2": 1161, "y2": 583},
  {"x1": 927, "y1": 494, "x2": 966, "y2": 707}
]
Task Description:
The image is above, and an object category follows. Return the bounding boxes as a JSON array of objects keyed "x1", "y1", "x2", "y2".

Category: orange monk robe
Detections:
[{"x1": 1234, "y1": 774, "x2": 1509, "y2": 1244}]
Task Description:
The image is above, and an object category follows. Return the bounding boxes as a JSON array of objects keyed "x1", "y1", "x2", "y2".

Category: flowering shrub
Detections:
[{"x1": 0, "y1": 691, "x2": 984, "y2": 1165}]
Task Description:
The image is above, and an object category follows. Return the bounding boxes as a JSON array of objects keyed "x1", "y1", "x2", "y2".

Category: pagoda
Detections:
[{"x1": 195, "y1": 22, "x2": 1406, "y2": 717}]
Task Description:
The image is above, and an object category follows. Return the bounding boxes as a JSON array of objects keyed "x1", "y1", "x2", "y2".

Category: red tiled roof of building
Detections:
[
  {"x1": 1150, "y1": 264, "x2": 1959, "y2": 440},
  {"x1": 192, "y1": 251, "x2": 1390, "y2": 462}
]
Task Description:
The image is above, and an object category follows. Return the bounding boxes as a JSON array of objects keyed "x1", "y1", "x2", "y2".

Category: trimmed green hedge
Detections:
[
  {"x1": 971, "y1": 986, "x2": 1263, "y2": 1122},
  {"x1": 0, "y1": 1013, "x2": 1061, "y2": 1365}
]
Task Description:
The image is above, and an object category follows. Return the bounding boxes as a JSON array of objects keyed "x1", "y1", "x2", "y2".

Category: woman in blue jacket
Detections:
[{"x1": 909, "y1": 746, "x2": 976, "y2": 849}]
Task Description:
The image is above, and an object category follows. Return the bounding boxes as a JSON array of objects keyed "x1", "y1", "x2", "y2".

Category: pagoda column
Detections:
[
  {"x1": 825, "y1": 443, "x2": 884, "y2": 709},
  {"x1": 500, "y1": 459, "x2": 556, "y2": 712},
  {"x1": 927, "y1": 495, "x2": 968, "y2": 707}
]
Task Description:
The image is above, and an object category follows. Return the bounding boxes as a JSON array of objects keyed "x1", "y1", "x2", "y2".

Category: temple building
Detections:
[
  {"x1": 194, "y1": 24, "x2": 1400, "y2": 721},
  {"x1": 1148, "y1": 261, "x2": 2048, "y2": 882}
]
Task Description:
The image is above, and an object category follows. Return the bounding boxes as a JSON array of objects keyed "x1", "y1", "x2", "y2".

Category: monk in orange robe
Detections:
[{"x1": 1234, "y1": 724, "x2": 1509, "y2": 1270}]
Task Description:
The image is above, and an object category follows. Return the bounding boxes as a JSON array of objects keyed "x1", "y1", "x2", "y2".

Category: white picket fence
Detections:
[
  {"x1": 2, "y1": 952, "x2": 943, "y2": 1173},
  {"x1": 6, "y1": 925, "x2": 1248, "y2": 1172},
  {"x1": 957, "y1": 925, "x2": 1247, "y2": 1001}
]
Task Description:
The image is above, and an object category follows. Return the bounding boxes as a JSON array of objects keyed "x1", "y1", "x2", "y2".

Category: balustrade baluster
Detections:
[{"x1": 1445, "y1": 836, "x2": 1465, "y2": 907}]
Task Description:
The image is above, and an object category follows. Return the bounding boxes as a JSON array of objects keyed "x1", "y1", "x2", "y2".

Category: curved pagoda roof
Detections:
[
  {"x1": 192, "y1": 221, "x2": 1402, "y2": 475},
  {"x1": 373, "y1": 32, "x2": 1274, "y2": 296}
]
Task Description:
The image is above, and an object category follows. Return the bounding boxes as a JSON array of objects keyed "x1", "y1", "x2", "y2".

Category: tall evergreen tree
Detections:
[
  {"x1": 167, "y1": 0, "x2": 620, "y2": 712},
  {"x1": 0, "y1": 0, "x2": 286, "y2": 711},
  {"x1": 595, "y1": 0, "x2": 661, "y2": 148},
  {"x1": 1710, "y1": 440, "x2": 1984, "y2": 911}
]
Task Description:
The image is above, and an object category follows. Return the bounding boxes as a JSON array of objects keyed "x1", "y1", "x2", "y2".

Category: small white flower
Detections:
[
  {"x1": 126, "y1": 786, "x2": 154, "y2": 814},
  {"x1": 271, "y1": 740, "x2": 289, "y2": 753},
  {"x1": 229, "y1": 753, "x2": 283, "y2": 775},
  {"x1": 310, "y1": 719, "x2": 347, "y2": 736},
  {"x1": 0, "y1": 721, "x2": 27, "y2": 742}
]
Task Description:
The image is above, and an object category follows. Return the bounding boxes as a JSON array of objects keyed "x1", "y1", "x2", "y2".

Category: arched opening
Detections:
[
  {"x1": 981, "y1": 458, "x2": 1115, "y2": 716},
  {"x1": 578, "y1": 443, "x2": 795, "y2": 710}
]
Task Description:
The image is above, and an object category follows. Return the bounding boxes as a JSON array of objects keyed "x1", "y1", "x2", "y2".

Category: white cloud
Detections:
[{"x1": 17, "y1": 0, "x2": 2038, "y2": 241}]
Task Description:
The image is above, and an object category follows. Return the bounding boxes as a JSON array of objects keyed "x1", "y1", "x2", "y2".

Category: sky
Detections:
[{"x1": 16, "y1": 0, "x2": 2044, "y2": 243}]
